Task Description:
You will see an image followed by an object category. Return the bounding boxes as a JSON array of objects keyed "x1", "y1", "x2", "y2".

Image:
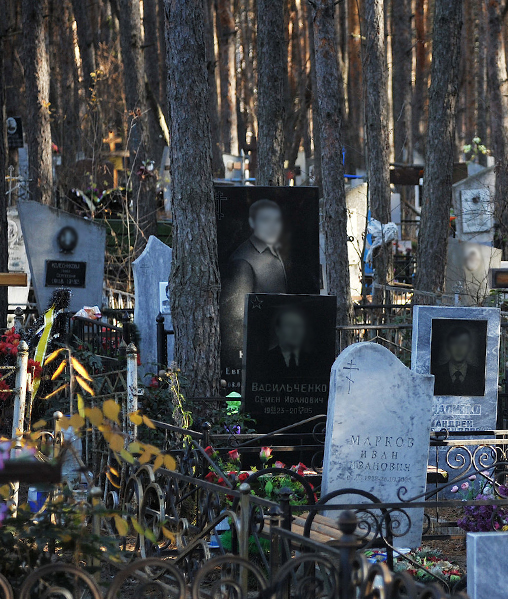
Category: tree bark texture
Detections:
[
  {"x1": 257, "y1": 0, "x2": 285, "y2": 185},
  {"x1": 363, "y1": 0, "x2": 392, "y2": 299},
  {"x1": 486, "y1": 0, "x2": 508, "y2": 253},
  {"x1": 477, "y1": 1, "x2": 488, "y2": 167},
  {"x1": 165, "y1": 0, "x2": 221, "y2": 397},
  {"x1": 346, "y1": 0, "x2": 363, "y2": 174},
  {"x1": 71, "y1": 0, "x2": 96, "y2": 100},
  {"x1": 203, "y1": 0, "x2": 223, "y2": 177},
  {"x1": 412, "y1": 0, "x2": 429, "y2": 157},
  {"x1": 119, "y1": 0, "x2": 158, "y2": 254},
  {"x1": 391, "y1": 0, "x2": 412, "y2": 164},
  {"x1": 415, "y1": 0, "x2": 462, "y2": 300},
  {"x1": 22, "y1": 0, "x2": 53, "y2": 205},
  {"x1": 311, "y1": 0, "x2": 352, "y2": 329},
  {"x1": 216, "y1": 0, "x2": 238, "y2": 155},
  {"x1": 308, "y1": 2, "x2": 322, "y2": 195}
]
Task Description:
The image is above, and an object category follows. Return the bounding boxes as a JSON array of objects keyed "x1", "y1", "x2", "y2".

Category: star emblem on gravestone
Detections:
[
  {"x1": 251, "y1": 296, "x2": 263, "y2": 309},
  {"x1": 343, "y1": 359, "x2": 359, "y2": 394}
]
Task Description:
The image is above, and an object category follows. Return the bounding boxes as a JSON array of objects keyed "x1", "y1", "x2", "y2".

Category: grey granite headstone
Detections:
[
  {"x1": 467, "y1": 532, "x2": 508, "y2": 599},
  {"x1": 445, "y1": 238, "x2": 502, "y2": 306},
  {"x1": 132, "y1": 236, "x2": 173, "y2": 380},
  {"x1": 412, "y1": 306, "x2": 500, "y2": 432},
  {"x1": 17, "y1": 200, "x2": 106, "y2": 313},
  {"x1": 322, "y1": 343, "x2": 434, "y2": 548}
]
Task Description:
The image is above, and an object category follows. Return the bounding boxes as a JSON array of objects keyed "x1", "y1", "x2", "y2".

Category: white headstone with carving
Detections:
[{"x1": 322, "y1": 343, "x2": 434, "y2": 548}]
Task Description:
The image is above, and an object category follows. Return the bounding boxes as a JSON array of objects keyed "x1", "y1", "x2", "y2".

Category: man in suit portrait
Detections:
[
  {"x1": 226, "y1": 199, "x2": 287, "y2": 295},
  {"x1": 266, "y1": 307, "x2": 317, "y2": 378},
  {"x1": 433, "y1": 325, "x2": 485, "y2": 396}
]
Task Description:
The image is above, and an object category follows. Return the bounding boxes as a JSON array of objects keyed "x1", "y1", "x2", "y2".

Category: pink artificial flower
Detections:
[
  {"x1": 469, "y1": 475, "x2": 477, "y2": 481},
  {"x1": 450, "y1": 486, "x2": 459, "y2": 493},
  {"x1": 228, "y1": 449, "x2": 240, "y2": 462},
  {"x1": 260, "y1": 447, "x2": 272, "y2": 462},
  {"x1": 461, "y1": 482, "x2": 469, "y2": 490},
  {"x1": 274, "y1": 461, "x2": 286, "y2": 469}
]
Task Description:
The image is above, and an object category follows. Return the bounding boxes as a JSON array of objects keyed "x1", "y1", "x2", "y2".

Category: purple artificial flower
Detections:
[
  {"x1": 451, "y1": 486, "x2": 459, "y2": 493},
  {"x1": 469, "y1": 475, "x2": 477, "y2": 481},
  {"x1": 498, "y1": 485, "x2": 508, "y2": 497}
]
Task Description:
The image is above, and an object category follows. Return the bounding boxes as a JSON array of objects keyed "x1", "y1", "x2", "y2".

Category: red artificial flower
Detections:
[
  {"x1": 238, "y1": 472, "x2": 249, "y2": 482},
  {"x1": 274, "y1": 461, "x2": 286, "y2": 469},
  {"x1": 228, "y1": 449, "x2": 240, "y2": 462},
  {"x1": 217, "y1": 477, "x2": 227, "y2": 487},
  {"x1": 204, "y1": 472, "x2": 217, "y2": 483},
  {"x1": 27, "y1": 359, "x2": 42, "y2": 379},
  {"x1": 149, "y1": 377, "x2": 159, "y2": 388},
  {"x1": 204, "y1": 446, "x2": 215, "y2": 457}
]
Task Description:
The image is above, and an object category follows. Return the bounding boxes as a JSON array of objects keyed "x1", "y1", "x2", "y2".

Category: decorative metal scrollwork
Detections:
[
  {"x1": 106, "y1": 558, "x2": 186, "y2": 599},
  {"x1": 18, "y1": 563, "x2": 102, "y2": 599}
]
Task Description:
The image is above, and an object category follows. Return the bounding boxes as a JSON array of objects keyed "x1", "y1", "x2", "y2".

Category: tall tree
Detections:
[
  {"x1": 412, "y1": 0, "x2": 429, "y2": 157},
  {"x1": 0, "y1": 12, "x2": 9, "y2": 327},
  {"x1": 308, "y1": 0, "x2": 322, "y2": 194},
  {"x1": 363, "y1": 0, "x2": 392, "y2": 301},
  {"x1": 415, "y1": 0, "x2": 462, "y2": 299},
  {"x1": 486, "y1": 0, "x2": 508, "y2": 253},
  {"x1": 391, "y1": 0, "x2": 414, "y2": 239},
  {"x1": 311, "y1": 0, "x2": 352, "y2": 329},
  {"x1": 165, "y1": 0, "x2": 221, "y2": 397},
  {"x1": 119, "y1": 0, "x2": 158, "y2": 254},
  {"x1": 71, "y1": 0, "x2": 96, "y2": 101},
  {"x1": 203, "y1": 0, "x2": 223, "y2": 176},
  {"x1": 346, "y1": 0, "x2": 364, "y2": 174},
  {"x1": 22, "y1": 0, "x2": 53, "y2": 205},
  {"x1": 216, "y1": 0, "x2": 238, "y2": 155},
  {"x1": 477, "y1": 1, "x2": 488, "y2": 167},
  {"x1": 257, "y1": 0, "x2": 285, "y2": 185},
  {"x1": 391, "y1": 0, "x2": 412, "y2": 165}
]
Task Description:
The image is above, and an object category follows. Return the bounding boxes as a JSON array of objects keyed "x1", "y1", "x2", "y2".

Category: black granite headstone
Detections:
[
  {"x1": 216, "y1": 185, "x2": 320, "y2": 395},
  {"x1": 242, "y1": 293, "x2": 336, "y2": 435}
]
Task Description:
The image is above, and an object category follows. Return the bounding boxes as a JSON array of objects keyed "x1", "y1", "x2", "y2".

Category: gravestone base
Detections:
[{"x1": 467, "y1": 532, "x2": 508, "y2": 599}]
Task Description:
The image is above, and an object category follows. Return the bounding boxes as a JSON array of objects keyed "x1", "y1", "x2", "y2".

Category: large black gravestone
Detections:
[
  {"x1": 216, "y1": 185, "x2": 320, "y2": 394},
  {"x1": 242, "y1": 294, "x2": 336, "y2": 435}
]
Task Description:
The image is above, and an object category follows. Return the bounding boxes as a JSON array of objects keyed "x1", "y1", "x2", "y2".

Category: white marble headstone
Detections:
[
  {"x1": 17, "y1": 200, "x2": 106, "y2": 313},
  {"x1": 133, "y1": 236, "x2": 173, "y2": 381},
  {"x1": 7, "y1": 207, "x2": 30, "y2": 310},
  {"x1": 322, "y1": 343, "x2": 434, "y2": 548}
]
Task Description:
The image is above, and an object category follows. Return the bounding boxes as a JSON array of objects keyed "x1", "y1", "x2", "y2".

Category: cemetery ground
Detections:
[{"x1": 1, "y1": 290, "x2": 508, "y2": 598}]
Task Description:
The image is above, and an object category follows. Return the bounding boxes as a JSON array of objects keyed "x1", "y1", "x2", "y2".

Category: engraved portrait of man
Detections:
[{"x1": 431, "y1": 321, "x2": 487, "y2": 397}]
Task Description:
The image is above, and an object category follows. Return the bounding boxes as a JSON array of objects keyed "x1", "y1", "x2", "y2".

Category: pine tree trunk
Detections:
[
  {"x1": 71, "y1": 0, "x2": 96, "y2": 100},
  {"x1": 311, "y1": 0, "x2": 352, "y2": 330},
  {"x1": 119, "y1": 0, "x2": 158, "y2": 254},
  {"x1": 308, "y1": 2, "x2": 322, "y2": 195},
  {"x1": 257, "y1": 0, "x2": 285, "y2": 185},
  {"x1": 346, "y1": 0, "x2": 363, "y2": 174},
  {"x1": 415, "y1": 0, "x2": 462, "y2": 300},
  {"x1": 216, "y1": 0, "x2": 238, "y2": 155},
  {"x1": 143, "y1": 0, "x2": 166, "y2": 170},
  {"x1": 477, "y1": 2, "x2": 488, "y2": 167},
  {"x1": 204, "y1": 0, "x2": 223, "y2": 177},
  {"x1": 165, "y1": 0, "x2": 221, "y2": 397},
  {"x1": 412, "y1": 0, "x2": 429, "y2": 157},
  {"x1": 0, "y1": 18, "x2": 9, "y2": 327},
  {"x1": 363, "y1": 0, "x2": 392, "y2": 301},
  {"x1": 22, "y1": 0, "x2": 53, "y2": 205},
  {"x1": 486, "y1": 0, "x2": 508, "y2": 255}
]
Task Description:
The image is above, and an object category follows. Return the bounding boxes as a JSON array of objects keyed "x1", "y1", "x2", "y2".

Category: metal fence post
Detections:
[
  {"x1": 239, "y1": 483, "x2": 251, "y2": 594},
  {"x1": 90, "y1": 486, "x2": 102, "y2": 582},
  {"x1": 335, "y1": 511, "x2": 360, "y2": 599},
  {"x1": 269, "y1": 506, "x2": 283, "y2": 584},
  {"x1": 126, "y1": 344, "x2": 138, "y2": 439},
  {"x1": 13, "y1": 307, "x2": 24, "y2": 334},
  {"x1": 156, "y1": 313, "x2": 167, "y2": 368},
  {"x1": 10, "y1": 341, "x2": 28, "y2": 513}
]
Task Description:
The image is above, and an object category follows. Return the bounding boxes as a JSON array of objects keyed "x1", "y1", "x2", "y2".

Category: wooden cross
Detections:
[
  {"x1": 0, "y1": 273, "x2": 27, "y2": 287},
  {"x1": 103, "y1": 130, "x2": 122, "y2": 153}
]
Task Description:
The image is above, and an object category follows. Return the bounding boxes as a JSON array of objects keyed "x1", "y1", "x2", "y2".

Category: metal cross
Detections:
[{"x1": 343, "y1": 359, "x2": 359, "y2": 394}]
